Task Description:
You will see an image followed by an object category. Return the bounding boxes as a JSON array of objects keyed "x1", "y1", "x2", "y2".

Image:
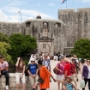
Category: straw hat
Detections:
[{"x1": 66, "y1": 76, "x2": 73, "y2": 81}]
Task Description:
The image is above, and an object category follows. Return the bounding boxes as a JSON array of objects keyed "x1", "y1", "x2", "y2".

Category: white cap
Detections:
[{"x1": 30, "y1": 58, "x2": 35, "y2": 62}]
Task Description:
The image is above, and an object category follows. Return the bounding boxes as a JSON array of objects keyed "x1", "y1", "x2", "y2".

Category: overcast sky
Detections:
[{"x1": 0, "y1": 0, "x2": 90, "y2": 22}]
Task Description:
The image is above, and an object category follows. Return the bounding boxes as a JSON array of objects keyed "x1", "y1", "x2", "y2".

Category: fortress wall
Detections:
[
  {"x1": 58, "y1": 8, "x2": 90, "y2": 48},
  {"x1": 58, "y1": 9, "x2": 78, "y2": 47},
  {"x1": 0, "y1": 22, "x2": 21, "y2": 35},
  {"x1": 77, "y1": 8, "x2": 90, "y2": 39}
]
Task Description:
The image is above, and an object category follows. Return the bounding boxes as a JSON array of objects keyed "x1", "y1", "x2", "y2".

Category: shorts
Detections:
[
  {"x1": 15, "y1": 73, "x2": 26, "y2": 84},
  {"x1": 72, "y1": 74, "x2": 76, "y2": 81},
  {"x1": 29, "y1": 75, "x2": 37, "y2": 86},
  {"x1": 56, "y1": 75, "x2": 64, "y2": 81}
]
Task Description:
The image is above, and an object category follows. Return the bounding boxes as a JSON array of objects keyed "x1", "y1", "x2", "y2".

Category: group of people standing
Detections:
[{"x1": 0, "y1": 53, "x2": 90, "y2": 90}]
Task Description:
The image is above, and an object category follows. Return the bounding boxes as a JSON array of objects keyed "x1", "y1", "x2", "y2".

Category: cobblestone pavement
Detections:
[{"x1": 49, "y1": 60, "x2": 88, "y2": 90}]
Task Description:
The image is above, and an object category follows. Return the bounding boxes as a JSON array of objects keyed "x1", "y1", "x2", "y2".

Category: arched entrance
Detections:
[
  {"x1": 42, "y1": 44, "x2": 50, "y2": 53},
  {"x1": 38, "y1": 41, "x2": 54, "y2": 55}
]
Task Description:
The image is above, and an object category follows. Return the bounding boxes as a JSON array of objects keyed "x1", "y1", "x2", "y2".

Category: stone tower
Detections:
[{"x1": 58, "y1": 8, "x2": 90, "y2": 54}]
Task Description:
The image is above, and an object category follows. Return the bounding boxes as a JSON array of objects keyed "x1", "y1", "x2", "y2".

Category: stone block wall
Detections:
[
  {"x1": 0, "y1": 73, "x2": 34, "y2": 90},
  {"x1": 58, "y1": 8, "x2": 90, "y2": 49},
  {"x1": 0, "y1": 22, "x2": 22, "y2": 35}
]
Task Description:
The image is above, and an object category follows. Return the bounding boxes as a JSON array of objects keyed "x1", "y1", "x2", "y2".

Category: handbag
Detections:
[
  {"x1": 80, "y1": 79, "x2": 85, "y2": 88},
  {"x1": 38, "y1": 78, "x2": 44, "y2": 84},
  {"x1": 53, "y1": 67, "x2": 59, "y2": 75}
]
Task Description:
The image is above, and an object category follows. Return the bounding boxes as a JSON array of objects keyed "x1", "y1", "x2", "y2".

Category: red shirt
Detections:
[
  {"x1": 71, "y1": 63, "x2": 76, "y2": 74},
  {"x1": 64, "y1": 62, "x2": 71, "y2": 76}
]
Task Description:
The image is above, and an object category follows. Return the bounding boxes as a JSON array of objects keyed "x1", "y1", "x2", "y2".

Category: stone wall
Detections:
[
  {"x1": 20, "y1": 19, "x2": 66, "y2": 54},
  {"x1": 0, "y1": 8, "x2": 90, "y2": 54},
  {"x1": 58, "y1": 8, "x2": 90, "y2": 48},
  {"x1": 0, "y1": 73, "x2": 36, "y2": 90},
  {"x1": 0, "y1": 22, "x2": 22, "y2": 35},
  {"x1": 0, "y1": 19, "x2": 66, "y2": 54}
]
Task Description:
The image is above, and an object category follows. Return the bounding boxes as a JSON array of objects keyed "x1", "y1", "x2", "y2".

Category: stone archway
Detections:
[
  {"x1": 38, "y1": 41, "x2": 54, "y2": 54},
  {"x1": 43, "y1": 44, "x2": 50, "y2": 53}
]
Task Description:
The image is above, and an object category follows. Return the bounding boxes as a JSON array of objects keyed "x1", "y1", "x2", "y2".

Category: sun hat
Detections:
[
  {"x1": 31, "y1": 58, "x2": 35, "y2": 62},
  {"x1": 66, "y1": 76, "x2": 73, "y2": 81}
]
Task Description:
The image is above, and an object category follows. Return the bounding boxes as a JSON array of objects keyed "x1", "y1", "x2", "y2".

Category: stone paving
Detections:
[{"x1": 49, "y1": 60, "x2": 88, "y2": 90}]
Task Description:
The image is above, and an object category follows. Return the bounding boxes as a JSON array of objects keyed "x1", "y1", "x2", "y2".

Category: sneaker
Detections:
[{"x1": 6, "y1": 85, "x2": 9, "y2": 90}]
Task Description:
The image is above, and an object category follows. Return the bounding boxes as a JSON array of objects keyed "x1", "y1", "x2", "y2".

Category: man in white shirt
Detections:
[
  {"x1": 42, "y1": 55, "x2": 51, "y2": 71},
  {"x1": 0, "y1": 55, "x2": 9, "y2": 90}
]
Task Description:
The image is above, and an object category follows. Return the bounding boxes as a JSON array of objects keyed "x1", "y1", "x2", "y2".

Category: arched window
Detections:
[
  {"x1": 43, "y1": 22, "x2": 48, "y2": 28},
  {"x1": 43, "y1": 44, "x2": 46, "y2": 48}
]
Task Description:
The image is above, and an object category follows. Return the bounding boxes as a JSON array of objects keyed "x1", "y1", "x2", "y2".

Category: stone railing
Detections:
[{"x1": 0, "y1": 73, "x2": 37, "y2": 90}]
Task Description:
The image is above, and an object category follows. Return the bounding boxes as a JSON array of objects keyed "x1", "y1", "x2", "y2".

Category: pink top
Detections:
[
  {"x1": 0, "y1": 61, "x2": 9, "y2": 70},
  {"x1": 57, "y1": 63, "x2": 64, "y2": 75}
]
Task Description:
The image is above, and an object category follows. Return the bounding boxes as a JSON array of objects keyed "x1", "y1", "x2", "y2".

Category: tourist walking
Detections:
[
  {"x1": 47, "y1": 53, "x2": 51, "y2": 60},
  {"x1": 71, "y1": 59, "x2": 77, "y2": 88},
  {"x1": 82, "y1": 60, "x2": 90, "y2": 90},
  {"x1": 57, "y1": 76, "x2": 77, "y2": 90},
  {"x1": 15, "y1": 57, "x2": 26, "y2": 90},
  {"x1": 27, "y1": 58, "x2": 38, "y2": 90},
  {"x1": 55, "y1": 56, "x2": 65, "y2": 90},
  {"x1": 0, "y1": 55, "x2": 9, "y2": 90},
  {"x1": 54, "y1": 53, "x2": 58, "y2": 61},
  {"x1": 80, "y1": 58, "x2": 85, "y2": 74},
  {"x1": 64, "y1": 60, "x2": 72, "y2": 79},
  {"x1": 32, "y1": 59, "x2": 56, "y2": 90},
  {"x1": 42, "y1": 55, "x2": 51, "y2": 72}
]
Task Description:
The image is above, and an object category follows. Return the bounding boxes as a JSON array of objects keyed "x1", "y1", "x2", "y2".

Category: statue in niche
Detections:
[
  {"x1": 43, "y1": 28, "x2": 48, "y2": 37},
  {"x1": 43, "y1": 22, "x2": 48, "y2": 28}
]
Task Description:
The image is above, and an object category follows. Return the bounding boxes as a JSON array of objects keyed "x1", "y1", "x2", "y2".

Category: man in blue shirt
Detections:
[{"x1": 28, "y1": 58, "x2": 38, "y2": 89}]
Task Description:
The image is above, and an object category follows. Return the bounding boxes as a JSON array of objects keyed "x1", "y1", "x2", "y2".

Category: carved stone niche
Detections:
[
  {"x1": 54, "y1": 22, "x2": 61, "y2": 28},
  {"x1": 42, "y1": 28, "x2": 48, "y2": 37},
  {"x1": 26, "y1": 22, "x2": 31, "y2": 27},
  {"x1": 43, "y1": 22, "x2": 48, "y2": 28}
]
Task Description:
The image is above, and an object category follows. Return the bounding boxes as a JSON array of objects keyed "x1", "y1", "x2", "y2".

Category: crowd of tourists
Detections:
[{"x1": 0, "y1": 53, "x2": 90, "y2": 90}]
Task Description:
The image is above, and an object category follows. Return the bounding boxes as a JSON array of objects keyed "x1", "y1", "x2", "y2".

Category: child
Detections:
[{"x1": 57, "y1": 76, "x2": 77, "y2": 90}]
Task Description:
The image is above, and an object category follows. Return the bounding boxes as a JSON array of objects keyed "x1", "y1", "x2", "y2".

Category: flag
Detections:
[
  {"x1": 18, "y1": 11, "x2": 21, "y2": 14},
  {"x1": 61, "y1": 0, "x2": 67, "y2": 4}
]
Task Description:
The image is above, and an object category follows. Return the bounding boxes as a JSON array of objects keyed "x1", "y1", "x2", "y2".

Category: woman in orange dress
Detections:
[{"x1": 33, "y1": 59, "x2": 56, "y2": 90}]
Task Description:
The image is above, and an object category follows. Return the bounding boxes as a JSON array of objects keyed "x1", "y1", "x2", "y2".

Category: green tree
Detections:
[
  {"x1": 9, "y1": 34, "x2": 37, "y2": 60},
  {"x1": 0, "y1": 33, "x2": 9, "y2": 43},
  {"x1": 71, "y1": 39, "x2": 90, "y2": 59},
  {"x1": 0, "y1": 42, "x2": 11, "y2": 62}
]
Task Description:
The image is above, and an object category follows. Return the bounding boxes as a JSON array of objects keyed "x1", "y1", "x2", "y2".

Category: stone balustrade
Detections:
[{"x1": 0, "y1": 73, "x2": 33, "y2": 90}]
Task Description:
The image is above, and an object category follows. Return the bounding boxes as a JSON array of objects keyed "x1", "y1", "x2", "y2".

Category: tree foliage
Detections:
[
  {"x1": 0, "y1": 33, "x2": 9, "y2": 43},
  {"x1": 9, "y1": 34, "x2": 37, "y2": 60},
  {"x1": 0, "y1": 42, "x2": 11, "y2": 62},
  {"x1": 71, "y1": 39, "x2": 90, "y2": 59}
]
